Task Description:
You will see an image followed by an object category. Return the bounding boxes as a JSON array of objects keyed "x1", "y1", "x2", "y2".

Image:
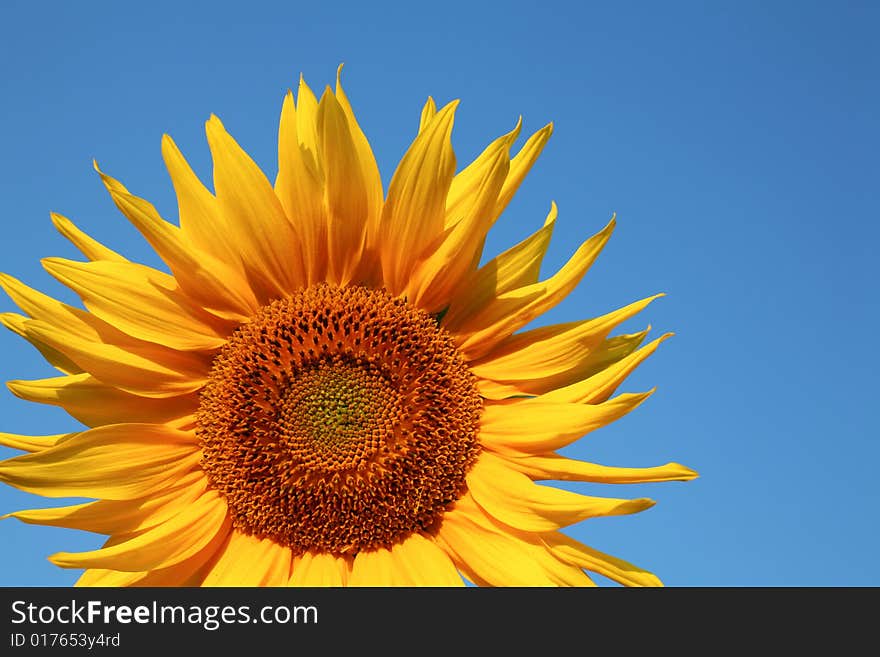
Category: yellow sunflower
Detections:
[{"x1": 0, "y1": 67, "x2": 695, "y2": 587}]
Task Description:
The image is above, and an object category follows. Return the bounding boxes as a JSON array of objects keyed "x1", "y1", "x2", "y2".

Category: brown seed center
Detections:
[{"x1": 197, "y1": 284, "x2": 482, "y2": 555}]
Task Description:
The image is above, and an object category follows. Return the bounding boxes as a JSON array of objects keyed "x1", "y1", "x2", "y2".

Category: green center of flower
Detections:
[
  {"x1": 197, "y1": 284, "x2": 482, "y2": 556},
  {"x1": 277, "y1": 358, "x2": 400, "y2": 472}
]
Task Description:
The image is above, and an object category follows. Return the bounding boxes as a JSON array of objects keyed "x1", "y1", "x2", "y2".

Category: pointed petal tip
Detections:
[
  {"x1": 38, "y1": 257, "x2": 65, "y2": 274},
  {"x1": 0, "y1": 312, "x2": 23, "y2": 330},
  {"x1": 204, "y1": 115, "x2": 232, "y2": 146},
  {"x1": 297, "y1": 74, "x2": 314, "y2": 97},
  {"x1": 92, "y1": 162, "x2": 121, "y2": 192},
  {"x1": 204, "y1": 115, "x2": 227, "y2": 138},
  {"x1": 510, "y1": 115, "x2": 524, "y2": 139},
  {"x1": 7, "y1": 379, "x2": 33, "y2": 397},
  {"x1": 47, "y1": 552, "x2": 70, "y2": 568},
  {"x1": 439, "y1": 98, "x2": 461, "y2": 114},
  {"x1": 620, "y1": 388, "x2": 657, "y2": 407},
  {"x1": 669, "y1": 463, "x2": 700, "y2": 480},
  {"x1": 49, "y1": 212, "x2": 88, "y2": 244}
]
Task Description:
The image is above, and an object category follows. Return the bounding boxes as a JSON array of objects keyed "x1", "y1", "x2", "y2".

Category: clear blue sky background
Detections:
[{"x1": 0, "y1": 0, "x2": 877, "y2": 586}]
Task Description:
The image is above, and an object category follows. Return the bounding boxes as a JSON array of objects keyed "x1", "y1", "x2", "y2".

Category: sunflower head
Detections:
[{"x1": 0, "y1": 66, "x2": 695, "y2": 587}]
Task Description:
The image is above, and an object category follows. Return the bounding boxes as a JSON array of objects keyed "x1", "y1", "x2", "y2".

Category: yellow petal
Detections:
[
  {"x1": 348, "y1": 547, "x2": 400, "y2": 586},
  {"x1": 468, "y1": 294, "x2": 661, "y2": 390},
  {"x1": 444, "y1": 118, "x2": 520, "y2": 229},
  {"x1": 294, "y1": 75, "x2": 322, "y2": 180},
  {"x1": 538, "y1": 333, "x2": 672, "y2": 404},
  {"x1": 276, "y1": 90, "x2": 327, "y2": 285},
  {"x1": 1, "y1": 278, "x2": 201, "y2": 389},
  {"x1": 405, "y1": 126, "x2": 513, "y2": 312},
  {"x1": 50, "y1": 490, "x2": 229, "y2": 572},
  {"x1": 544, "y1": 532, "x2": 663, "y2": 587},
  {"x1": 50, "y1": 212, "x2": 127, "y2": 262},
  {"x1": 573, "y1": 329, "x2": 653, "y2": 381},
  {"x1": 76, "y1": 569, "x2": 146, "y2": 586},
  {"x1": 203, "y1": 531, "x2": 293, "y2": 586},
  {"x1": 443, "y1": 203, "x2": 557, "y2": 329},
  {"x1": 444, "y1": 122, "x2": 552, "y2": 237},
  {"x1": 1, "y1": 275, "x2": 200, "y2": 379},
  {"x1": 21, "y1": 319, "x2": 207, "y2": 398},
  {"x1": 0, "y1": 423, "x2": 200, "y2": 499},
  {"x1": 491, "y1": 451, "x2": 699, "y2": 484},
  {"x1": 379, "y1": 100, "x2": 458, "y2": 296},
  {"x1": 466, "y1": 452, "x2": 655, "y2": 532},
  {"x1": 76, "y1": 523, "x2": 230, "y2": 587},
  {"x1": 454, "y1": 493, "x2": 597, "y2": 587},
  {"x1": 347, "y1": 535, "x2": 462, "y2": 587},
  {"x1": 9, "y1": 281, "x2": 201, "y2": 369},
  {"x1": 5, "y1": 470, "x2": 208, "y2": 534},
  {"x1": 162, "y1": 135, "x2": 240, "y2": 270},
  {"x1": 475, "y1": 328, "x2": 652, "y2": 399},
  {"x1": 205, "y1": 114, "x2": 304, "y2": 300},
  {"x1": 451, "y1": 216, "x2": 616, "y2": 360},
  {"x1": 7, "y1": 373, "x2": 198, "y2": 427},
  {"x1": 436, "y1": 501, "x2": 591, "y2": 586},
  {"x1": 0, "y1": 431, "x2": 70, "y2": 452},
  {"x1": 0, "y1": 312, "x2": 82, "y2": 374},
  {"x1": 317, "y1": 88, "x2": 368, "y2": 285},
  {"x1": 0, "y1": 272, "x2": 104, "y2": 341},
  {"x1": 479, "y1": 391, "x2": 653, "y2": 452},
  {"x1": 388, "y1": 533, "x2": 464, "y2": 586},
  {"x1": 42, "y1": 258, "x2": 229, "y2": 351},
  {"x1": 335, "y1": 65, "x2": 384, "y2": 255},
  {"x1": 289, "y1": 551, "x2": 350, "y2": 586},
  {"x1": 490, "y1": 123, "x2": 553, "y2": 226},
  {"x1": 418, "y1": 96, "x2": 437, "y2": 133},
  {"x1": 96, "y1": 162, "x2": 258, "y2": 322}
]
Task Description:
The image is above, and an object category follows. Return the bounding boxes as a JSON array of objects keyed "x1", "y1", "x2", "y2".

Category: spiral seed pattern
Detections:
[{"x1": 197, "y1": 284, "x2": 482, "y2": 555}]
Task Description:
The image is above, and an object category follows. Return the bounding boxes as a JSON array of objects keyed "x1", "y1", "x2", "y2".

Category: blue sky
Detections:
[{"x1": 0, "y1": 0, "x2": 877, "y2": 586}]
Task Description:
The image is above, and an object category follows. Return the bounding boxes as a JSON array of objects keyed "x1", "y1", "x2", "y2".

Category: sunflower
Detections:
[{"x1": 0, "y1": 67, "x2": 695, "y2": 587}]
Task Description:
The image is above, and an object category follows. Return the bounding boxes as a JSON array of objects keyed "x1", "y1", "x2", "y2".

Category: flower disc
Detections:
[{"x1": 197, "y1": 284, "x2": 483, "y2": 555}]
